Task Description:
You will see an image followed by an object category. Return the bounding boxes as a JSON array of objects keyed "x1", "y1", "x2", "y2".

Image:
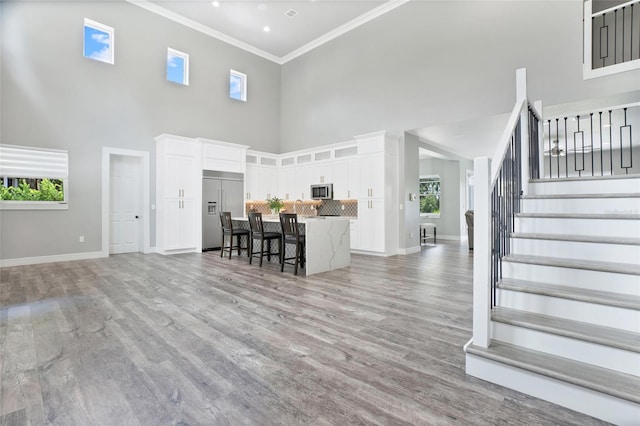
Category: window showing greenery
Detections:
[
  {"x1": 0, "y1": 144, "x2": 69, "y2": 209},
  {"x1": 0, "y1": 178, "x2": 64, "y2": 201},
  {"x1": 420, "y1": 175, "x2": 441, "y2": 216}
]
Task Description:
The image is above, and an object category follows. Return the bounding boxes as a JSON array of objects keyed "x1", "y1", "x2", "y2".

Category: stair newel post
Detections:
[
  {"x1": 473, "y1": 157, "x2": 492, "y2": 348},
  {"x1": 516, "y1": 68, "x2": 530, "y2": 197}
]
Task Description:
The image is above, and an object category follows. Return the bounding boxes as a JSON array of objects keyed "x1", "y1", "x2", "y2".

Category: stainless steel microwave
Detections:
[{"x1": 311, "y1": 183, "x2": 333, "y2": 200}]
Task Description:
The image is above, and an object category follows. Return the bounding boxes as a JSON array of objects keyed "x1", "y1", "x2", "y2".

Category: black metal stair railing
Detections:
[
  {"x1": 490, "y1": 117, "x2": 522, "y2": 307},
  {"x1": 591, "y1": 0, "x2": 640, "y2": 70},
  {"x1": 538, "y1": 105, "x2": 637, "y2": 179}
]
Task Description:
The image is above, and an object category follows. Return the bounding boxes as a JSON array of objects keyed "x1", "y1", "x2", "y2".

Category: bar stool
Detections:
[
  {"x1": 219, "y1": 212, "x2": 250, "y2": 259},
  {"x1": 279, "y1": 213, "x2": 305, "y2": 276},
  {"x1": 248, "y1": 212, "x2": 282, "y2": 267}
]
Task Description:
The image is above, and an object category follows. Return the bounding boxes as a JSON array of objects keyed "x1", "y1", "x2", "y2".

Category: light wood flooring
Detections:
[{"x1": 0, "y1": 242, "x2": 608, "y2": 425}]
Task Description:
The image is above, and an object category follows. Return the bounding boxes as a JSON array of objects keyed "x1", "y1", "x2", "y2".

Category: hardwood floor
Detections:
[{"x1": 0, "y1": 242, "x2": 608, "y2": 425}]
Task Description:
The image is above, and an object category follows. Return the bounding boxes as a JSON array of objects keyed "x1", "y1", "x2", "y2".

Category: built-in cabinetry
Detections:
[
  {"x1": 156, "y1": 135, "x2": 248, "y2": 254},
  {"x1": 246, "y1": 151, "x2": 278, "y2": 200},
  {"x1": 155, "y1": 135, "x2": 201, "y2": 254}
]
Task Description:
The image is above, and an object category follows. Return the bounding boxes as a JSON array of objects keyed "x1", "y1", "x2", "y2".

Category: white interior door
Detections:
[{"x1": 110, "y1": 155, "x2": 141, "y2": 254}]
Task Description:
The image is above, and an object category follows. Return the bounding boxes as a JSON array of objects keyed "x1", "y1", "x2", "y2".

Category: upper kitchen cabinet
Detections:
[
  {"x1": 198, "y1": 138, "x2": 248, "y2": 174},
  {"x1": 155, "y1": 134, "x2": 202, "y2": 254},
  {"x1": 245, "y1": 151, "x2": 278, "y2": 201},
  {"x1": 311, "y1": 150, "x2": 333, "y2": 184},
  {"x1": 278, "y1": 157, "x2": 295, "y2": 200},
  {"x1": 333, "y1": 145, "x2": 359, "y2": 200}
]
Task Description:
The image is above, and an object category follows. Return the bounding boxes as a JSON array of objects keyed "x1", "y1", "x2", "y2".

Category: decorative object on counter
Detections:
[{"x1": 267, "y1": 196, "x2": 284, "y2": 214}]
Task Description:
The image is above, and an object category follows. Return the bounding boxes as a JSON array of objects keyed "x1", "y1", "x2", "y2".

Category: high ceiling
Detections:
[{"x1": 134, "y1": 0, "x2": 406, "y2": 63}]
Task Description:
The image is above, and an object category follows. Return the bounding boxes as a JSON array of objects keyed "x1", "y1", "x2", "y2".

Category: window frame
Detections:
[
  {"x1": 419, "y1": 174, "x2": 441, "y2": 218},
  {"x1": 167, "y1": 47, "x2": 189, "y2": 86},
  {"x1": 229, "y1": 69, "x2": 247, "y2": 102},
  {"x1": 83, "y1": 18, "x2": 115, "y2": 65},
  {"x1": 0, "y1": 145, "x2": 69, "y2": 211}
]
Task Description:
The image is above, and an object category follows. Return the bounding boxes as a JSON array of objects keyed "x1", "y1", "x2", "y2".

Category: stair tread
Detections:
[
  {"x1": 466, "y1": 341, "x2": 640, "y2": 404},
  {"x1": 504, "y1": 254, "x2": 640, "y2": 275},
  {"x1": 491, "y1": 306, "x2": 640, "y2": 353},
  {"x1": 516, "y1": 212, "x2": 640, "y2": 220},
  {"x1": 497, "y1": 278, "x2": 640, "y2": 310},
  {"x1": 511, "y1": 232, "x2": 640, "y2": 245},
  {"x1": 524, "y1": 192, "x2": 640, "y2": 199}
]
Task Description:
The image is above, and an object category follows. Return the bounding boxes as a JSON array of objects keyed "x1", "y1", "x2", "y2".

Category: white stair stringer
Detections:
[{"x1": 465, "y1": 342, "x2": 640, "y2": 426}]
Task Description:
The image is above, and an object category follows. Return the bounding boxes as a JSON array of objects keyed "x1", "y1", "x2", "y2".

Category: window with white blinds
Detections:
[{"x1": 0, "y1": 144, "x2": 69, "y2": 209}]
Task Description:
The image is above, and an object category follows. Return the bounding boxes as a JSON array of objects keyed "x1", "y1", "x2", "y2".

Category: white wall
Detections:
[{"x1": 280, "y1": 1, "x2": 639, "y2": 151}]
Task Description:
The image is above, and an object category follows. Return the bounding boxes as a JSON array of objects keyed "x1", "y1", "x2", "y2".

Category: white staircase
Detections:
[{"x1": 466, "y1": 175, "x2": 640, "y2": 425}]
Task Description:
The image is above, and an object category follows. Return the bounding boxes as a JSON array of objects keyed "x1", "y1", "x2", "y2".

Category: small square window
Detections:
[
  {"x1": 167, "y1": 48, "x2": 189, "y2": 85},
  {"x1": 230, "y1": 69, "x2": 247, "y2": 102},
  {"x1": 83, "y1": 18, "x2": 114, "y2": 64}
]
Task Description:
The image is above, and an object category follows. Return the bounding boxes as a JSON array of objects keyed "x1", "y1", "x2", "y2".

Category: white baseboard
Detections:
[
  {"x1": 0, "y1": 251, "x2": 106, "y2": 268},
  {"x1": 436, "y1": 234, "x2": 461, "y2": 241},
  {"x1": 145, "y1": 246, "x2": 158, "y2": 254},
  {"x1": 398, "y1": 246, "x2": 421, "y2": 255}
]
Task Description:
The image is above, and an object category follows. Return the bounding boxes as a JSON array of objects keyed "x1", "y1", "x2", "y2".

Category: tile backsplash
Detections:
[{"x1": 245, "y1": 199, "x2": 357, "y2": 217}]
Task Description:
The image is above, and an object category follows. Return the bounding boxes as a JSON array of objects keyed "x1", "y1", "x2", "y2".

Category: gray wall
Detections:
[
  {"x1": 0, "y1": 1, "x2": 281, "y2": 260},
  {"x1": 401, "y1": 132, "x2": 420, "y2": 250},
  {"x1": 280, "y1": 1, "x2": 639, "y2": 151},
  {"x1": 420, "y1": 158, "x2": 462, "y2": 239}
]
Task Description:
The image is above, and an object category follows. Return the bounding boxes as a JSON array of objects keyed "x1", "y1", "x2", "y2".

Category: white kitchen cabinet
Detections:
[
  {"x1": 357, "y1": 199, "x2": 385, "y2": 252},
  {"x1": 295, "y1": 164, "x2": 312, "y2": 200},
  {"x1": 156, "y1": 135, "x2": 201, "y2": 254},
  {"x1": 359, "y1": 152, "x2": 385, "y2": 199},
  {"x1": 279, "y1": 166, "x2": 295, "y2": 200},
  {"x1": 333, "y1": 158, "x2": 360, "y2": 200},
  {"x1": 311, "y1": 161, "x2": 333, "y2": 185},
  {"x1": 246, "y1": 164, "x2": 278, "y2": 201},
  {"x1": 350, "y1": 219, "x2": 359, "y2": 250}
]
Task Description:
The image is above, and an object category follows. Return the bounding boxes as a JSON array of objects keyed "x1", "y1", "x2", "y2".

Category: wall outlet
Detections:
[
  {"x1": 79, "y1": 236, "x2": 85, "y2": 243},
  {"x1": 341, "y1": 205, "x2": 345, "y2": 210}
]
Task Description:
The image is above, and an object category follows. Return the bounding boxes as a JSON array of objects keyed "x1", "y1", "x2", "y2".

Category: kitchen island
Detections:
[{"x1": 232, "y1": 215, "x2": 351, "y2": 276}]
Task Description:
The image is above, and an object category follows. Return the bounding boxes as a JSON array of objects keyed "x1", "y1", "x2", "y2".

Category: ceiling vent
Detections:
[{"x1": 284, "y1": 9, "x2": 298, "y2": 18}]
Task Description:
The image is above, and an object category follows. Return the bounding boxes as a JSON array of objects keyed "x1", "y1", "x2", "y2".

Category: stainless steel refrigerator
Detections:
[{"x1": 202, "y1": 171, "x2": 245, "y2": 251}]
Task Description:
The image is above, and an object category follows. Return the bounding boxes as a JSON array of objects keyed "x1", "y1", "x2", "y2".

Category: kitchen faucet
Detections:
[{"x1": 294, "y1": 199, "x2": 303, "y2": 214}]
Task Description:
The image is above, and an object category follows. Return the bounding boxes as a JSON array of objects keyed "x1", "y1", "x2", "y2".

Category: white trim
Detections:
[
  {"x1": 0, "y1": 251, "x2": 105, "y2": 268},
  {"x1": 280, "y1": 0, "x2": 411, "y2": 64},
  {"x1": 229, "y1": 69, "x2": 247, "y2": 102},
  {"x1": 101, "y1": 147, "x2": 151, "y2": 258},
  {"x1": 167, "y1": 47, "x2": 189, "y2": 86},
  {"x1": 126, "y1": 0, "x2": 281, "y2": 63},
  {"x1": 126, "y1": 0, "x2": 409, "y2": 64},
  {"x1": 584, "y1": 59, "x2": 640, "y2": 80},
  {"x1": 592, "y1": 0, "x2": 638, "y2": 18},
  {"x1": 83, "y1": 18, "x2": 115, "y2": 65},
  {"x1": 0, "y1": 201, "x2": 68, "y2": 211},
  {"x1": 397, "y1": 246, "x2": 421, "y2": 255}
]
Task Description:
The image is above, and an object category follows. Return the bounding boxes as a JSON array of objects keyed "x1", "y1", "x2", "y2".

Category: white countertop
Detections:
[{"x1": 233, "y1": 215, "x2": 353, "y2": 223}]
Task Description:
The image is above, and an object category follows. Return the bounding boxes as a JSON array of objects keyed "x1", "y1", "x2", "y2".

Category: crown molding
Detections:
[
  {"x1": 127, "y1": 0, "x2": 411, "y2": 65},
  {"x1": 126, "y1": 0, "x2": 282, "y2": 64},
  {"x1": 279, "y1": 0, "x2": 411, "y2": 64}
]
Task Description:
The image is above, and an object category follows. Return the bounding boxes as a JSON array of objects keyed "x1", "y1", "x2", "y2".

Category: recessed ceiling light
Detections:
[
  {"x1": 212, "y1": 1, "x2": 220, "y2": 7},
  {"x1": 263, "y1": 26, "x2": 270, "y2": 32},
  {"x1": 285, "y1": 9, "x2": 298, "y2": 18}
]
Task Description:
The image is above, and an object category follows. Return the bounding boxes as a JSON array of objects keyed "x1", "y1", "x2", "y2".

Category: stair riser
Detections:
[
  {"x1": 465, "y1": 353, "x2": 640, "y2": 425},
  {"x1": 529, "y1": 178, "x2": 640, "y2": 195},
  {"x1": 496, "y1": 289, "x2": 640, "y2": 333},
  {"x1": 515, "y1": 217, "x2": 640, "y2": 238},
  {"x1": 502, "y1": 261, "x2": 640, "y2": 295},
  {"x1": 521, "y1": 197, "x2": 640, "y2": 215},
  {"x1": 491, "y1": 322, "x2": 639, "y2": 376},
  {"x1": 511, "y1": 238, "x2": 640, "y2": 264}
]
